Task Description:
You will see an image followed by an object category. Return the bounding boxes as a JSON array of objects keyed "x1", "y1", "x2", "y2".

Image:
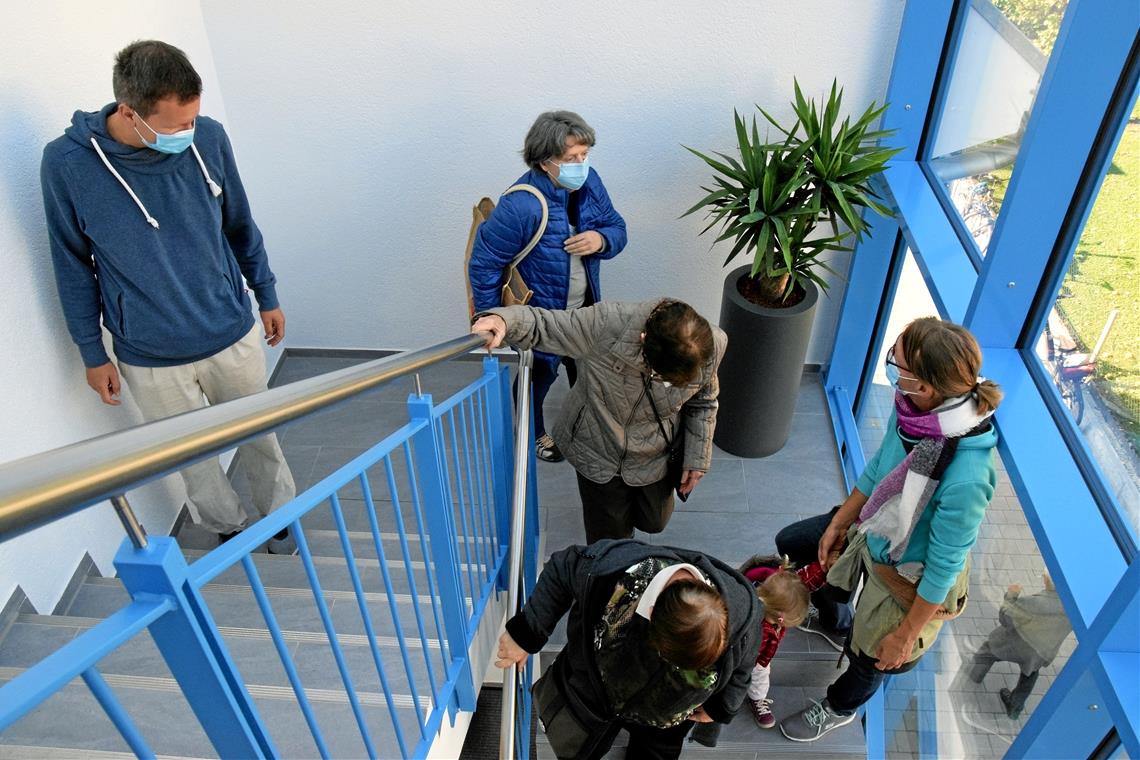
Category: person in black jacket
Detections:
[{"x1": 495, "y1": 539, "x2": 760, "y2": 760}]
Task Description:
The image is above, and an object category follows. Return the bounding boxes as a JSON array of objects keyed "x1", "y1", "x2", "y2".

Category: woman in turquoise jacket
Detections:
[{"x1": 775, "y1": 318, "x2": 1003, "y2": 743}]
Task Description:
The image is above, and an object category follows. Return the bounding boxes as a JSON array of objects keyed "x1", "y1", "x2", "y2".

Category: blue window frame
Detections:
[{"x1": 824, "y1": 0, "x2": 1140, "y2": 756}]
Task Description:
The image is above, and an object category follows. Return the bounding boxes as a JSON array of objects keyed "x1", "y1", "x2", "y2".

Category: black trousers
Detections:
[
  {"x1": 827, "y1": 647, "x2": 919, "y2": 715},
  {"x1": 586, "y1": 719, "x2": 695, "y2": 760},
  {"x1": 774, "y1": 509, "x2": 854, "y2": 631},
  {"x1": 576, "y1": 473, "x2": 675, "y2": 544}
]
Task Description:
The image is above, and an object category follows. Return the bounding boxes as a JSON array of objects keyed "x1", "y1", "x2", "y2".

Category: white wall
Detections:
[
  {"x1": 0, "y1": 0, "x2": 904, "y2": 611},
  {"x1": 199, "y1": 0, "x2": 905, "y2": 364},
  {"x1": 0, "y1": 2, "x2": 231, "y2": 611}
]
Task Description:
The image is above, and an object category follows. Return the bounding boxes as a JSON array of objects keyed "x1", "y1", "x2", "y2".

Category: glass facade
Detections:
[
  {"x1": 928, "y1": 0, "x2": 1070, "y2": 257},
  {"x1": 1032, "y1": 111, "x2": 1140, "y2": 539},
  {"x1": 826, "y1": 0, "x2": 1139, "y2": 756}
]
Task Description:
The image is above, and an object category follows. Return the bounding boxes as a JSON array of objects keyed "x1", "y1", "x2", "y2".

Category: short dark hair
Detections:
[
  {"x1": 112, "y1": 40, "x2": 202, "y2": 117},
  {"x1": 522, "y1": 111, "x2": 596, "y2": 171},
  {"x1": 642, "y1": 300, "x2": 715, "y2": 385},
  {"x1": 647, "y1": 579, "x2": 728, "y2": 671}
]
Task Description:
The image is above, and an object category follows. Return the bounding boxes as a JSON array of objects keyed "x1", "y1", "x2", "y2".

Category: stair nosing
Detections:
[
  {"x1": 80, "y1": 575, "x2": 476, "y2": 606},
  {"x1": 0, "y1": 744, "x2": 207, "y2": 760},
  {"x1": 0, "y1": 665, "x2": 431, "y2": 710},
  {"x1": 14, "y1": 613, "x2": 442, "y2": 650}
]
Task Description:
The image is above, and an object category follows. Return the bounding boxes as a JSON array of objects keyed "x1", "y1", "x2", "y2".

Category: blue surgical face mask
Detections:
[
  {"x1": 135, "y1": 114, "x2": 195, "y2": 154},
  {"x1": 549, "y1": 158, "x2": 589, "y2": 191},
  {"x1": 884, "y1": 359, "x2": 920, "y2": 396}
]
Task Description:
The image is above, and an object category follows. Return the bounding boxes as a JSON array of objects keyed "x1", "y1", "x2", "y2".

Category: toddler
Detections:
[{"x1": 690, "y1": 556, "x2": 825, "y2": 746}]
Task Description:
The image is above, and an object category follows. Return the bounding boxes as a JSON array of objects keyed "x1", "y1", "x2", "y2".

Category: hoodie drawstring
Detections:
[
  {"x1": 91, "y1": 138, "x2": 159, "y2": 229},
  {"x1": 89, "y1": 138, "x2": 223, "y2": 229},
  {"x1": 190, "y1": 144, "x2": 223, "y2": 198}
]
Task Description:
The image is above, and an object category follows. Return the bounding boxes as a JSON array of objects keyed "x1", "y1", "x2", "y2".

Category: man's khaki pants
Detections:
[{"x1": 118, "y1": 325, "x2": 296, "y2": 534}]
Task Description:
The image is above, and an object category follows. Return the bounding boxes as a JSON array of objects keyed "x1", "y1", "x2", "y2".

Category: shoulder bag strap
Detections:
[
  {"x1": 642, "y1": 374, "x2": 676, "y2": 449},
  {"x1": 502, "y1": 184, "x2": 549, "y2": 268}
]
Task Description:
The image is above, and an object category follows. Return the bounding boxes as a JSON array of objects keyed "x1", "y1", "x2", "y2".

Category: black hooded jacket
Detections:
[{"x1": 506, "y1": 540, "x2": 760, "y2": 724}]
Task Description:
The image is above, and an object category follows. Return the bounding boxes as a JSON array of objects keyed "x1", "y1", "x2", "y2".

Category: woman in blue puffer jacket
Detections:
[{"x1": 468, "y1": 110, "x2": 627, "y2": 462}]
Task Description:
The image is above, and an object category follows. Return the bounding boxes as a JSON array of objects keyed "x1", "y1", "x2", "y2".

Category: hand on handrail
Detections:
[
  {"x1": 494, "y1": 630, "x2": 529, "y2": 669},
  {"x1": 471, "y1": 314, "x2": 507, "y2": 351}
]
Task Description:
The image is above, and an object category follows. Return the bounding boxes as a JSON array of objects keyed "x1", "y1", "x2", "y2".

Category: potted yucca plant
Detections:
[{"x1": 684, "y1": 80, "x2": 900, "y2": 456}]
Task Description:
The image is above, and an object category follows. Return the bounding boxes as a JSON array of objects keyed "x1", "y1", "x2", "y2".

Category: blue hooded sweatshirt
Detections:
[{"x1": 41, "y1": 103, "x2": 278, "y2": 368}]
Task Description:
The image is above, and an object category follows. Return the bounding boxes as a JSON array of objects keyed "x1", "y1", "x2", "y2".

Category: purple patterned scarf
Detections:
[{"x1": 856, "y1": 390, "x2": 993, "y2": 561}]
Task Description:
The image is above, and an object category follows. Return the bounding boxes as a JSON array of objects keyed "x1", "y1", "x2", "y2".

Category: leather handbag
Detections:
[{"x1": 464, "y1": 184, "x2": 549, "y2": 316}]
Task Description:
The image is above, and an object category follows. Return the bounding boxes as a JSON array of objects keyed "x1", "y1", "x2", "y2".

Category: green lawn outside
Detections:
[
  {"x1": 971, "y1": 119, "x2": 1138, "y2": 436},
  {"x1": 1056, "y1": 120, "x2": 1139, "y2": 432}
]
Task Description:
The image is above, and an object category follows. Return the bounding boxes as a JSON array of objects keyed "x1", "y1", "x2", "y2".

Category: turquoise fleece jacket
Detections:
[{"x1": 855, "y1": 410, "x2": 998, "y2": 603}]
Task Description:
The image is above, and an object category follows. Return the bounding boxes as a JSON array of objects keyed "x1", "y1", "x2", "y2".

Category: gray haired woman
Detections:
[{"x1": 467, "y1": 111, "x2": 628, "y2": 463}]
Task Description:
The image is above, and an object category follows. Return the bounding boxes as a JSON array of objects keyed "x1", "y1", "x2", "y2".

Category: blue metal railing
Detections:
[{"x1": 0, "y1": 350, "x2": 541, "y2": 759}]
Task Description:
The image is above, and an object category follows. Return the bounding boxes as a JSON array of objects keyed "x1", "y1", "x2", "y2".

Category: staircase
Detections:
[{"x1": 0, "y1": 352, "x2": 867, "y2": 759}]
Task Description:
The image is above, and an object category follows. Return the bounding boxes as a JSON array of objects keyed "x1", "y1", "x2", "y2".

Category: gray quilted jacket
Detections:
[{"x1": 485, "y1": 301, "x2": 726, "y2": 485}]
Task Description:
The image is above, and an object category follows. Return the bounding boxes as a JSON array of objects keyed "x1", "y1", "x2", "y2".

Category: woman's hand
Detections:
[
  {"x1": 874, "y1": 627, "x2": 918, "y2": 671},
  {"x1": 471, "y1": 314, "x2": 507, "y2": 350},
  {"x1": 688, "y1": 706, "x2": 714, "y2": 723},
  {"x1": 564, "y1": 230, "x2": 604, "y2": 256},
  {"x1": 679, "y1": 470, "x2": 704, "y2": 496},
  {"x1": 494, "y1": 631, "x2": 529, "y2": 669},
  {"x1": 817, "y1": 519, "x2": 849, "y2": 570}
]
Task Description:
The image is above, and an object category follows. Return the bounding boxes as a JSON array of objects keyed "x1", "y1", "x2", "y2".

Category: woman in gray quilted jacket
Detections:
[{"x1": 472, "y1": 299, "x2": 725, "y2": 543}]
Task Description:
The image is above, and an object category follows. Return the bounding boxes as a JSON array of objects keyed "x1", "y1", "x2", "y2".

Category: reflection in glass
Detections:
[
  {"x1": 857, "y1": 250, "x2": 1077, "y2": 757},
  {"x1": 1033, "y1": 108, "x2": 1140, "y2": 539},
  {"x1": 929, "y1": 0, "x2": 1069, "y2": 255}
]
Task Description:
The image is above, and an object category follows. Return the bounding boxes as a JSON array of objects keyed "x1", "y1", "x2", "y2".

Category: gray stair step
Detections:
[
  {"x1": 0, "y1": 664, "x2": 428, "y2": 759},
  {"x1": 0, "y1": 745, "x2": 204, "y2": 760},
  {"x1": 1, "y1": 613, "x2": 447, "y2": 702},
  {"x1": 62, "y1": 577, "x2": 470, "y2": 644}
]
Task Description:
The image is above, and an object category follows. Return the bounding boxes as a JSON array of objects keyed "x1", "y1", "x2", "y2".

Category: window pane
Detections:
[
  {"x1": 1032, "y1": 107, "x2": 1140, "y2": 540},
  {"x1": 928, "y1": 0, "x2": 1069, "y2": 256},
  {"x1": 858, "y1": 248, "x2": 940, "y2": 447},
  {"x1": 882, "y1": 450, "x2": 1078, "y2": 757},
  {"x1": 855, "y1": 252, "x2": 1078, "y2": 756}
]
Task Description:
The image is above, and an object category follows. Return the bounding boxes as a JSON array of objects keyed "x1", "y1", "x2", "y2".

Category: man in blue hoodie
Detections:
[{"x1": 41, "y1": 40, "x2": 296, "y2": 552}]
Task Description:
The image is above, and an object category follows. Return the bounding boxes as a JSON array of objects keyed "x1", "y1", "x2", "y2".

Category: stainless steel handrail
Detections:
[
  {"x1": 500, "y1": 349, "x2": 533, "y2": 760},
  {"x1": 0, "y1": 334, "x2": 488, "y2": 542}
]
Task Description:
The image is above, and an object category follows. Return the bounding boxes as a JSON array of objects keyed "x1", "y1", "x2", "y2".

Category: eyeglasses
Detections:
[
  {"x1": 885, "y1": 346, "x2": 905, "y2": 372},
  {"x1": 885, "y1": 347, "x2": 920, "y2": 385}
]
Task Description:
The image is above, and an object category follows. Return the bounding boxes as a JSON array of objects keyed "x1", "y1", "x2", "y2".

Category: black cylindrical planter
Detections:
[{"x1": 713, "y1": 265, "x2": 819, "y2": 457}]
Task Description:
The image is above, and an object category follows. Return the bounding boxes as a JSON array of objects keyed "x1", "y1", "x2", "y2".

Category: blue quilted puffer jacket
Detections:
[{"x1": 468, "y1": 167, "x2": 627, "y2": 313}]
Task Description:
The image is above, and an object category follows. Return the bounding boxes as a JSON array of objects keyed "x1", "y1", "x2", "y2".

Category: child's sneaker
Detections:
[{"x1": 750, "y1": 697, "x2": 776, "y2": 729}]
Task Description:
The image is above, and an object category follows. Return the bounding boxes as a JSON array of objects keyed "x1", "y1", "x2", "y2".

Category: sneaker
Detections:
[
  {"x1": 267, "y1": 528, "x2": 298, "y2": 556},
  {"x1": 797, "y1": 605, "x2": 847, "y2": 652},
  {"x1": 779, "y1": 698, "x2": 857, "y2": 742},
  {"x1": 999, "y1": 688, "x2": 1024, "y2": 720},
  {"x1": 217, "y1": 530, "x2": 242, "y2": 546},
  {"x1": 536, "y1": 434, "x2": 564, "y2": 463},
  {"x1": 750, "y1": 697, "x2": 776, "y2": 729}
]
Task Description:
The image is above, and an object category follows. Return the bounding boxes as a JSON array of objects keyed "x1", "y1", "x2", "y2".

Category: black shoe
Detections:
[
  {"x1": 536, "y1": 434, "x2": 564, "y2": 463},
  {"x1": 217, "y1": 530, "x2": 242, "y2": 546},
  {"x1": 688, "y1": 721, "x2": 721, "y2": 747},
  {"x1": 268, "y1": 528, "x2": 298, "y2": 556},
  {"x1": 999, "y1": 688, "x2": 1024, "y2": 719}
]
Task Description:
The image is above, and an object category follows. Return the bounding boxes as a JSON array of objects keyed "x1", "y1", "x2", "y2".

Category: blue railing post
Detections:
[
  {"x1": 112, "y1": 537, "x2": 276, "y2": 759},
  {"x1": 483, "y1": 357, "x2": 514, "y2": 574},
  {"x1": 408, "y1": 392, "x2": 478, "y2": 712}
]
